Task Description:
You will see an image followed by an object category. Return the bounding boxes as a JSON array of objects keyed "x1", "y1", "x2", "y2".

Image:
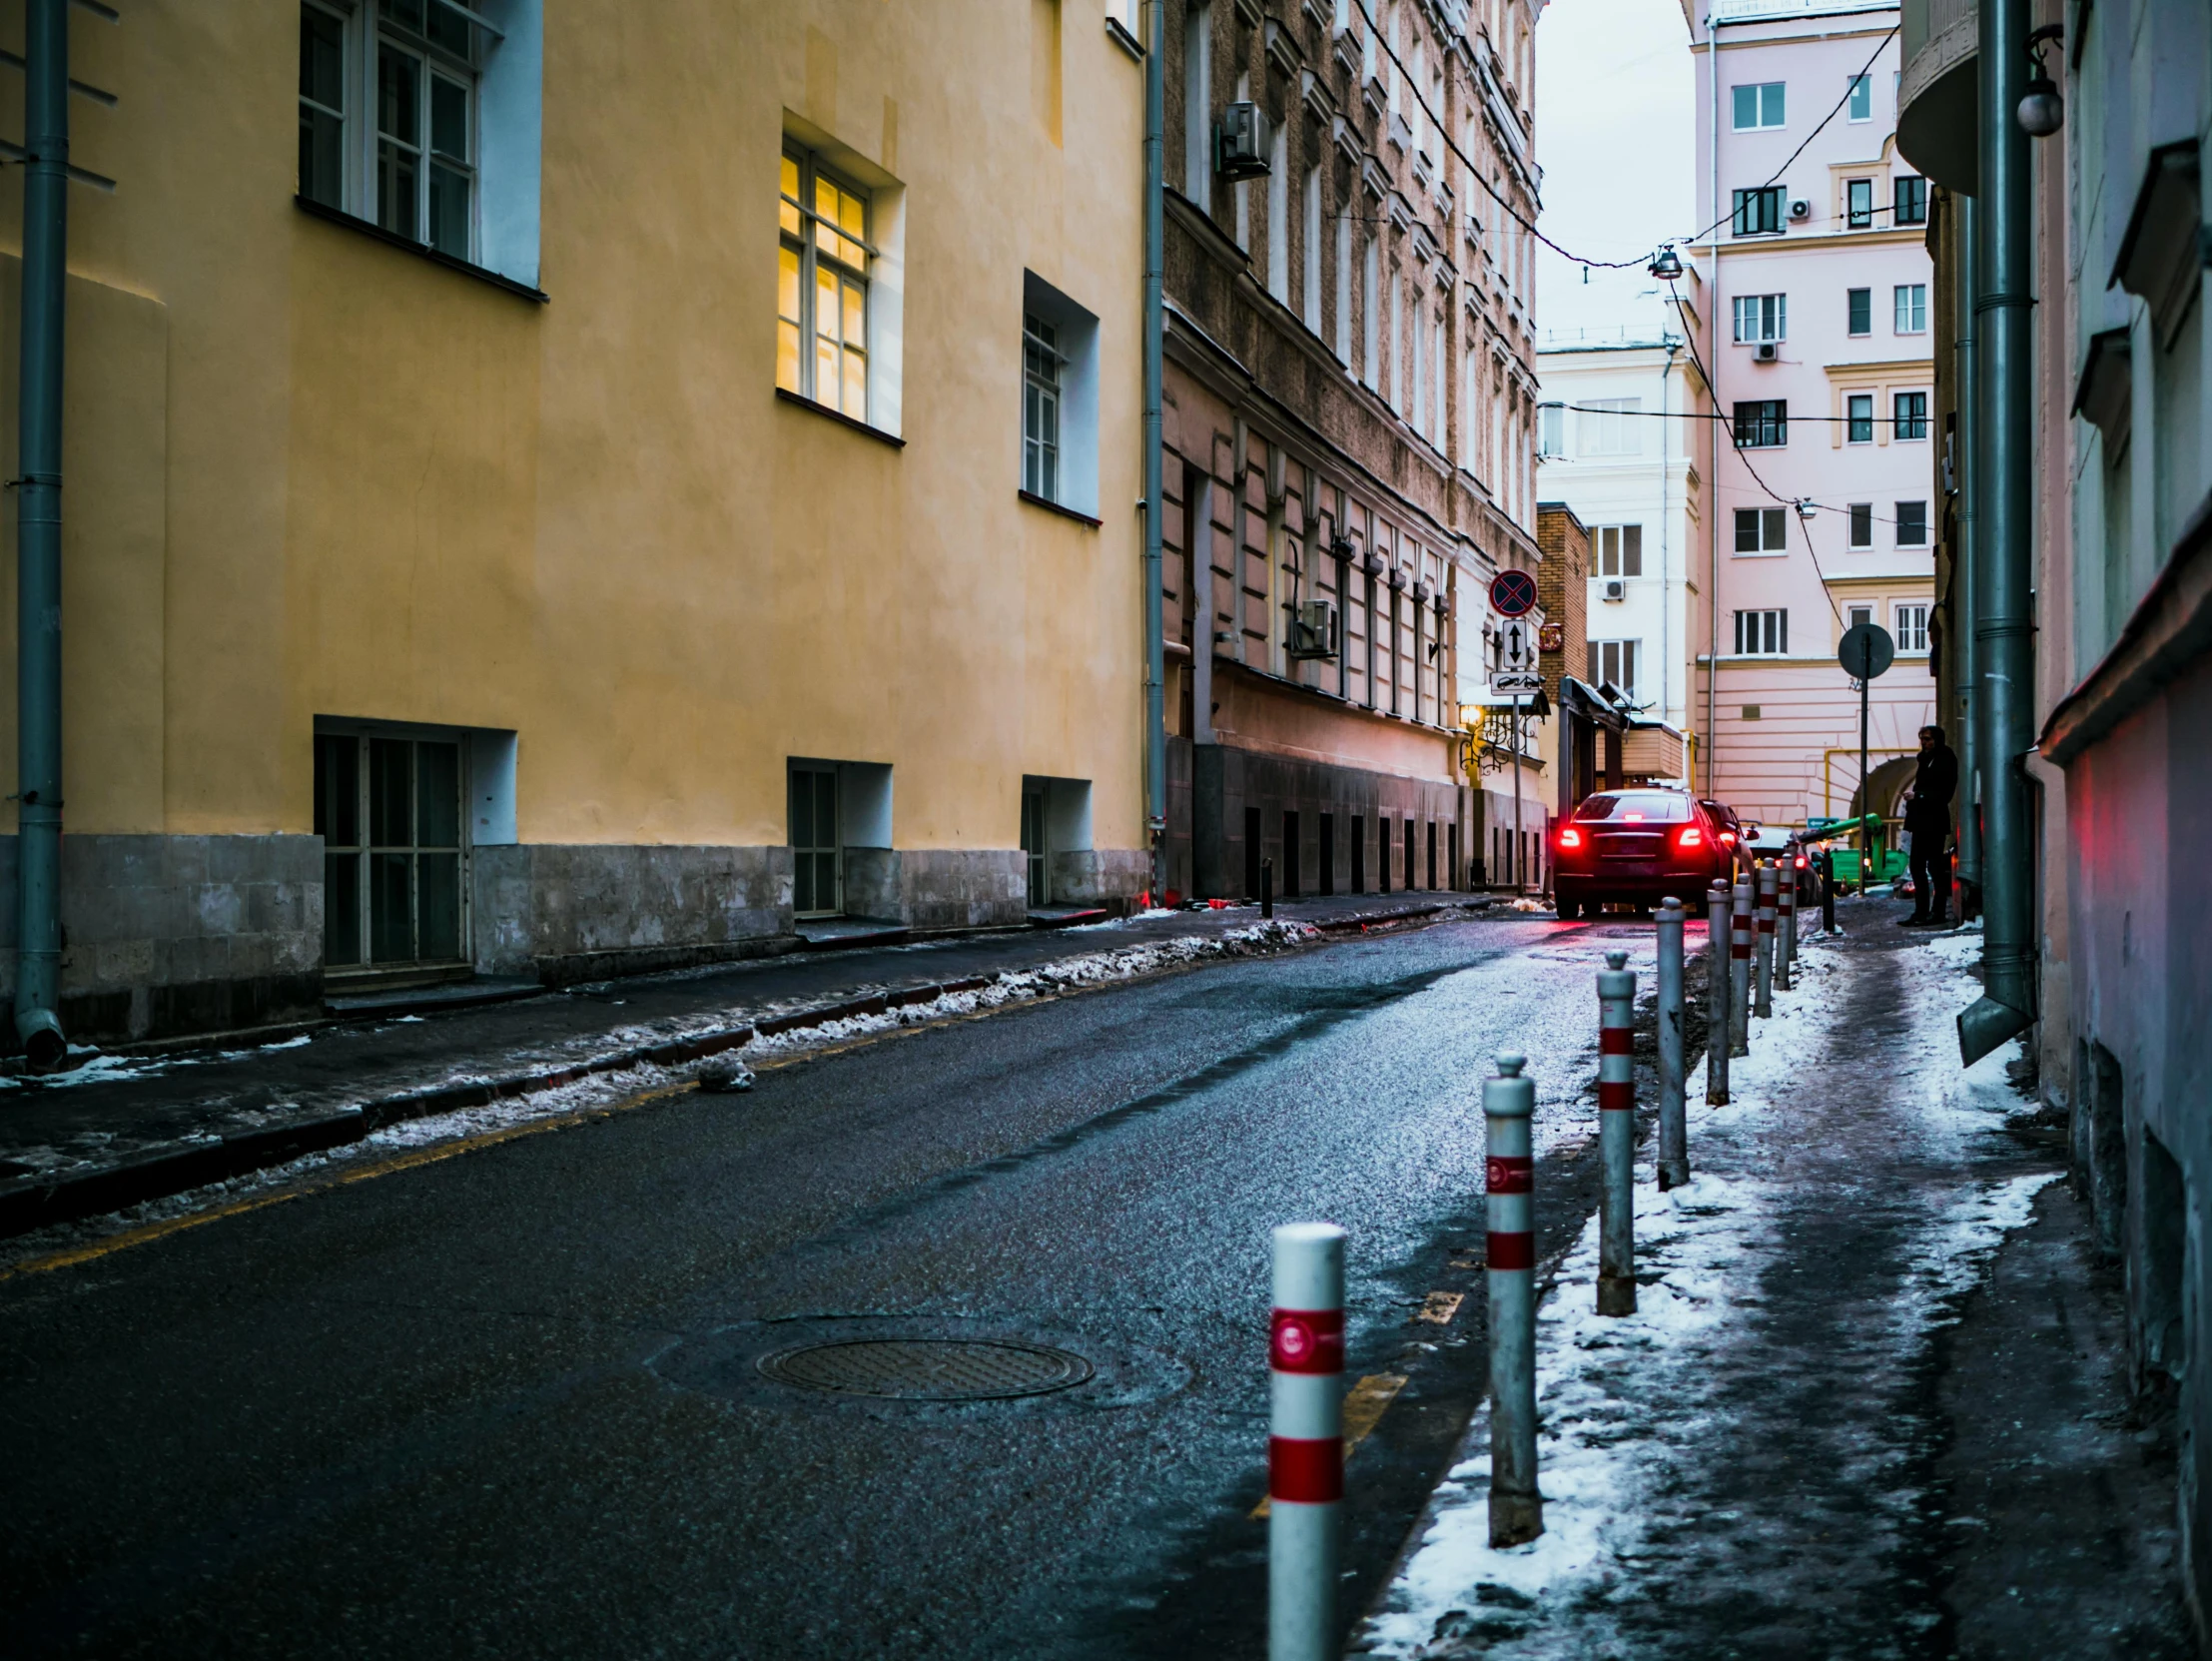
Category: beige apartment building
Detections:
[
  {"x1": 0, "y1": 0, "x2": 1146, "y2": 1046},
  {"x1": 1157, "y1": 0, "x2": 1546, "y2": 900}
]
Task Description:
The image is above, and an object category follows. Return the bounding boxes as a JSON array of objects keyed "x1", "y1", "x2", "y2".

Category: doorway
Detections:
[
  {"x1": 316, "y1": 730, "x2": 467, "y2": 973},
  {"x1": 790, "y1": 764, "x2": 842, "y2": 918}
]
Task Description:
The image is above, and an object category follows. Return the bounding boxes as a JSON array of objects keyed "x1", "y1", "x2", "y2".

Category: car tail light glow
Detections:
[
  {"x1": 1678, "y1": 826, "x2": 1704, "y2": 849},
  {"x1": 1625, "y1": 813, "x2": 1645, "y2": 822},
  {"x1": 1720, "y1": 831, "x2": 1737, "y2": 845},
  {"x1": 1558, "y1": 826, "x2": 1583, "y2": 849},
  {"x1": 1795, "y1": 854, "x2": 1810, "y2": 869}
]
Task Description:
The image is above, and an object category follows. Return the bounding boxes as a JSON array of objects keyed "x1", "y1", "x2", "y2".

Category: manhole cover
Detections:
[{"x1": 757, "y1": 1336, "x2": 1095, "y2": 1401}]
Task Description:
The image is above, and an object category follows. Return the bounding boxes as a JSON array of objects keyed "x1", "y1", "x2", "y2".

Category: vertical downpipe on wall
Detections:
[
  {"x1": 13, "y1": 0, "x2": 68, "y2": 1069},
  {"x1": 1703, "y1": 6, "x2": 1721, "y2": 798},
  {"x1": 1142, "y1": 0, "x2": 1168, "y2": 900},
  {"x1": 1958, "y1": 0, "x2": 2035, "y2": 1065},
  {"x1": 1952, "y1": 196, "x2": 1980, "y2": 899}
]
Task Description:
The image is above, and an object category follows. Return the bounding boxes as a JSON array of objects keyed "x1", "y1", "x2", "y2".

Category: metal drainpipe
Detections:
[
  {"x1": 1952, "y1": 195, "x2": 1980, "y2": 898},
  {"x1": 1704, "y1": 4, "x2": 1721, "y2": 799},
  {"x1": 1958, "y1": 0, "x2": 2035, "y2": 1065},
  {"x1": 1660, "y1": 341, "x2": 1678, "y2": 735},
  {"x1": 1142, "y1": 0, "x2": 1168, "y2": 902},
  {"x1": 14, "y1": 0, "x2": 68, "y2": 1070}
]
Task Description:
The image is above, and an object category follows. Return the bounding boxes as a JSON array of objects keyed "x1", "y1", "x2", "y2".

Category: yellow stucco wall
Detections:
[{"x1": 0, "y1": 0, "x2": 1144, "y2": 855}]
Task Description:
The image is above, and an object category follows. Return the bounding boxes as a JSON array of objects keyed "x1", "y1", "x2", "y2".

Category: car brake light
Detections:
[
  {"x1": 1720, "y1": 831, "x2": 1737, "y2": 845},
  {"x1": 1678, "y1": 826, "x2": 1704, "y2": 848},
  {"x1": 1558, "y1": 826, "x2": 1583, "y2": 849},
  {"x1": 1625, "y1": 813, "x2": 1645, "y2": 822},
  {"x1": 1796, "y1": 854, "x2": 1810, "y2": 869}
]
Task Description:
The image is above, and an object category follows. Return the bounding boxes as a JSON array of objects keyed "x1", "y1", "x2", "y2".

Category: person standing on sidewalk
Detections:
[{"x1": 1898, "y1": 724, "x2": 1957, "y2": 927}]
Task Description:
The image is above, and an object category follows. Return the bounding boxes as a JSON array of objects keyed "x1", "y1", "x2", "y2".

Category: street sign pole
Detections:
[
  {"x1": 1512, "y1": 694, "x2": 1522, "y2": 892},
  {"x1": 1858, "y1": 673, "x2": 1870, "y2": 897},
  {"x1": 1487, "y1": 569, "x2": 1540, "y2": 898},
  {"x1": 1837, "y1": 622, "x2": 1895, "y2": 900}
]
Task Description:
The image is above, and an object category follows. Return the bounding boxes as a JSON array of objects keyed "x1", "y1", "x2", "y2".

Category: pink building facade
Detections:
[{"x1": 1689, "y1": 0, "x2": 1937, "y2": 829}]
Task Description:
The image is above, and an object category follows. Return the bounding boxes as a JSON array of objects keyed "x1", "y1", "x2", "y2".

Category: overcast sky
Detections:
[{"x1": 1533, "y1": 0, "x2": 1698, "y2": 346}]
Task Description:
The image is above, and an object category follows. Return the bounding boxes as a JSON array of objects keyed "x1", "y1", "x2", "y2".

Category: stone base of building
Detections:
[
  {"x1": 0, "y1": 835, "x2": 1152, "y2": 1049},
  {"x1": 0, "y1": 833, "x2": 325, "y2": 1048},
  {"x1": 1178, "y1": 740, "x2": 1474, "y2": 901}
]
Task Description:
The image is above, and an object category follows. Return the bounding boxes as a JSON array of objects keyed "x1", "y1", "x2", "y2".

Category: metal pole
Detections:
[
  {"x1": 1857, "y1": 674, "x2": 1871, "y2": 896},
  {"x1": 13, "y1": 0, "x2": 69, "y2": 1069},
  {"x1": 1597, "y1": 951, "x2": 1638, "y2": 1314},
  {"x1": 1730, "y1": 875, "x2": 1754, "y2": 1055},
  {"x1": 1959, "y1": 0, "x2": 2036, "y2": 1064},
  {"x1": 1821, "y1": 849, "x2": 1837, "y2": 935},
  {"x1": 1484, "y1": 1052, "x2": 1542, "y2": 1545},
  {"x1": 1706, "y1": 879, "x2": 1731, "y2": 1104},
  {"x1": 1268, "y1": 1222, "x2": 1344, "y2": 1661},
  {"x1": 1262, "y1": 857, "x2": 1274, "y2": 919},
  {"x1": 1704, "y1": 2, "x2": 1722, "y2": 798},
  {"x1": 1140, "y1": 0, "x2": 1168, "y2": 902},
  {"x1": 1512, "y1": 692, "x2": 1523, "y2": 892},
  {"x1": 1657, "y1": 897, "x2": 1688, "y2": 1189},
  {"x1": 1754, "y1": 861, "x2": 1777, "y2": 1019},
  {"x1": 1953, "y1": 194, "x2": 1980, "y2": 907}
]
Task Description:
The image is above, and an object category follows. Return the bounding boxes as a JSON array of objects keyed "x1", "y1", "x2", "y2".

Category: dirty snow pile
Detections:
[{"x1": 1359, "y1": 933, "x2": 2053, "y2": 1658}]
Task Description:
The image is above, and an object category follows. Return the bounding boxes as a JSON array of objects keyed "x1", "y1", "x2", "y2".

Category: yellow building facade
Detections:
[{"x1": 0, "y1": 0, "x2": 1147, "y2": 1043}]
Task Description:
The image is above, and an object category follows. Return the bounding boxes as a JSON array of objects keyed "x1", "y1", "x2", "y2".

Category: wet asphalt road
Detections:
[{"x1": 0, "y1": 914, "x2": 1677, "y2": 1660}]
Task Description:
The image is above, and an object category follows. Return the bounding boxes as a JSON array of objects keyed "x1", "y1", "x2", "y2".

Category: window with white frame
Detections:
[
  {"x1": 1731, "y1": 81, "x2": 1785, "y2": 130},
  {"x1": 1734, "y1": 505, "x2": 1787, "y2": 553},
  {"x1": 1847, "y1": 603, "x2": 1873, "y2": 629},
  {"x1": 779, "y1": 148, "x2": 872, "y2": 420},
  {"x1": 1893, "y1": 283, "x2": 1927, "y2": 334},
  {"x1": 1733, "y1": 608, "x2": 1789, "y2": 654},
  {"x1": 1594, "y1": 524, "x2": 1643, "y2": 577},
  {"x1": 1846, "y1": 73, "x2": 1871, "y2": 121},
  {"x1": 1576, "y1": 397, "x2": 1642, "y2": 455},
  {"x1": 1183, "y1": 3, "x2": 1212, "y2": 210},
  {"x1": 1893, "y1": 602, "x2": 1929, "y2": 652},
  {"x1": 298, "y1": 0, "x2": 536, "y2": 273},
  {"x1": 1845, "y1": 177, "x2": 1874, "y2": 228},
  {"x1": 1430, "y1": 316, "x2": 1445, "y2": 453},
  {"x1": 1848, "y1": 502, "x2": 1873, "y2": 547},
  {"x1": 1893, "y1": 391, "x2": 1928, "y2": 439},
  {"x1": 1410, "y1": 304, "x2": 1426, "y2": 432},
  {"x1": 1018, "y1": 272, "x2": 1101, "y2": 515},
  {"x1": 1895, "y1": 499, "x2": 1928, "y2": 545},
  {"x1": 1266, "y1": 120, "x2": 1289, "y2": 301},
  {"x1": 1335, "y1": 211, "x2": 1352, "y2": 364},
  {"x1": 1847, "y1": 394, "x2": 1875, "y2": 443},
  {"x1": 1587, "y1": 639, "x2": 1640, "y2": 695},
  {"x1": 1732, "y1": 293, "x2": 1787, "y2": 343},
  {"x1": 1537, "y1": 401, "x2": 1564, "y2": 458},
  {"x1": 1847, "y1": 286, "x2": 1871, "y2": 335},
  {"x1": 1023, "y1": 314, "x2": 1060, "y2": 500},
  {"x1": 1302, "y1": 166, "x2": 1322, "y2": 335}
]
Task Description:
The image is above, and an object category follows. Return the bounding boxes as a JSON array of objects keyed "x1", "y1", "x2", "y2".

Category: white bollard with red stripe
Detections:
[
  {"x1": 1755, "y1": 862, "x2": 1778, "y2": 1019},
  {"x1": 1730, "y1": 876, "x2": 1755, "y2": 1057},
  {"x1": 1598, "y1": 950, "x2": 1638, "y2": 1316},
  {"x1": 1269, "y1": 1222, "x2": 1345, "y2": 1661},
  {"x1": 1485, "y1": 1053, "x2": 1543, "y2": 1546},
  {"x1": 1778, "y1": 853, "x2": 1799, "y2": 990}
]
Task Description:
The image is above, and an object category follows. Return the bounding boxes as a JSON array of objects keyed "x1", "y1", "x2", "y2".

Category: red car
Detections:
[{"x1": 1552, "y1": 788, "x2": 1737, "y2": 920}]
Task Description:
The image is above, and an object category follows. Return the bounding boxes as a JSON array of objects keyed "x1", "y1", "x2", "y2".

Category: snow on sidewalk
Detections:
[{"x1": 1357, "y1": 930, "x2": 2052, "y2": 1658}]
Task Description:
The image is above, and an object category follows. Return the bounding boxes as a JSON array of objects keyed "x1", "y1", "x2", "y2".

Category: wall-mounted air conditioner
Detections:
[
  {"x1": 1602, "y1": 579, "x2": 1626, "y2": 601},
  {"x1": 1288, "y1": 598, "x2": 1340, "y2": 660},
  {"x1": 1216, "y1": 102, "x2": 1273, "y2": 182},
  {"x1": 1788, "y1": 198, "x2": 1812, "y2": 221},
  {"x1": 1755, "y1": 342, "x2": 1779, "y2": 363}
]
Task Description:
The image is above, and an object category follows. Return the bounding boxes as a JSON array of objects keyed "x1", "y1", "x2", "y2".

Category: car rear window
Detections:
[{"x1": 1574, "y1": 792, "x2": 1692, "y2": 823}]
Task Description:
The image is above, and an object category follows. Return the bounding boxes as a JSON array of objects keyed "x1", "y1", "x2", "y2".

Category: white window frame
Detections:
[
  {"x1": 1594, "y1": 524, "x2": 1644, "y2": 577},
  {"x1": 1847, "y1": 603, "x2": 1873, "y2": 630},
  {"x1": 300, "y1": 0, "x2": 495, "y2": 264},
  {"x1": 1893, "y1": 602, "x2": 1929, "y2": 652},
  {"x1": 1588, "y1": 638, "x2": 1640, "y2": 696},
  {"x1": 1846, "y1": 73, "x2": 1871, "y2": 122},
  {"x1": 1846, "y1": 286, "x2": 1872, "y2": 336},
  {"x1": 1733, "y1": 608, "x2": 1790, "y2": 655},
  {"x1": 1302, "y1": 166, "x2": 1323, "y2": 335},
  {"x1": 1536, "y1": 400, "x2": 1564, "y2": 459},
  {"x1": 1577, "y1": 397, "x2": 1643, "y2": 456},
  {"x1": 1846, "y1": 393, "x2": 1875, "y2": 444},
  {"x1": 1734, "y1": 506, "x2": 1788, "y2": 554},
  {"x1": 1732, "y1": 293, "x2": 1787, "y2": 344},
  {"x1": 1895, "y1": 499, "x2": 1930, "y2": 546},
  {"x1": 1023, "y1": 314, "x2": 1062, "y2": 502},
  {"x1": 779, "y1": 145, "x2": 874, "y2": 422},
  {"x1": 1731, "y1": 81, "x2": 1786, "y2": 131},
  {"x1": 1893, "y1": 283, "x2": 1928, "y2": 335},
  {"x1": 1848, "y1": 502, "x2": 1874, "y2": 547}
]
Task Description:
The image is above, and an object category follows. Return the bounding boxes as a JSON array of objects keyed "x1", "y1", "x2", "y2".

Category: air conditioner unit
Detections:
[
  {"x1": 1754, "y1": 342, "x2": 1779, "y2": 363},
  {"x1": 1288, "y1": 598, "x2": 1341, "y2": 660},
  {"x1": 1215, "y1": 102, "x2": 1273, "y2": 182},
  {"x1": 1788, "y1": 197, "x2": 1813, "y2": 221},
  {"x1": 1602, "y1": 579, "x2": 1627, "y2": 601}
]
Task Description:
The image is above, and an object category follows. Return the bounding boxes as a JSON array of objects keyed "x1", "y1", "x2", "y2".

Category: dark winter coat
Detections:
[{"x1": 1904, "y1": 741, "x2": 1958, "y2": 835}]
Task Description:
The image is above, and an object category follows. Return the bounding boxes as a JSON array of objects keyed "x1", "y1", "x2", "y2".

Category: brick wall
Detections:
[{"x1": 1535, "y1": 502, "x2": 1590, "y2": 704}]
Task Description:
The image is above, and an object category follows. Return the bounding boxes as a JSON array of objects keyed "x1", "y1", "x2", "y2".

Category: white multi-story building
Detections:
[
  {"x1": 1689, "y1": 0, "x2": 1937, "y2": 828},
  {"x1": 1536, "y1": 329, "x2": 1703, "y2": 736}
]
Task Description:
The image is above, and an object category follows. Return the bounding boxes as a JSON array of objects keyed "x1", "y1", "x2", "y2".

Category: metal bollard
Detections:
[
  {"x1": 1821, "y1": 850, "x2": 1837, "y2": 935},
  {"x1": 1269, "y1": 1222, "x2": 1344, "y2": 1661},
  {"x1": 1730, "y1": 876, "x2": 1754, "y2": 1056},
  {"x1": 1261, "y1": 858, "x2": 1275, "y2": 920},
  {"x1": 1778, "y1": 854, "x2": 1798, "y2": 989},
  {"x1": 1484, "y1": 1053, "x2": 1543, "y2": 1546},
  {"x1": 1656, "y1": 898, "x2": 1688, "y2": 1189},
  {"x1": 1597, "y1": 951, "x2": 1638, "y2": 1315},
  {"x1": 1754, "y1": 863, "x2": 1777, "y2": 1019},
  {"x1": 1706, "y1": 880, "x2": 1731, "y2": 1105}
]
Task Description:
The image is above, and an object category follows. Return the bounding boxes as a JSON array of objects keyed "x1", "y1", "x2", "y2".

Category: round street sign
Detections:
[
  {"x1": 1489, "y1": 568, "x2": 1538, "y2": 618},
  {"x1": 1839, "y1": 621, "x2": 1895, "y2": 680}
]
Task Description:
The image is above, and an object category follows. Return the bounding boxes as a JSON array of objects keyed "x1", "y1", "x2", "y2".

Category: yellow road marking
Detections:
[
  {"x1": 1415, "y1": 1290, "x2": 1464, "y2": 1325},
  {"x1": 1251, "y1": 1372, "x2": 1410, "y2": 1518}
]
